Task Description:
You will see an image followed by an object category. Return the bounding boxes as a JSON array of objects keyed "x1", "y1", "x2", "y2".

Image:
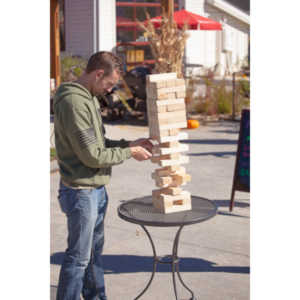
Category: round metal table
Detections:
[{"x1": 118, "y1": 195, "x2": 217, "y2": 300}]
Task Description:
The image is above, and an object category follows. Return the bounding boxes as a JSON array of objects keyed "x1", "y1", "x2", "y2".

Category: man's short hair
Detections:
[{"x1": 86, "y1": 51, "x2": 123, "y2": 76}]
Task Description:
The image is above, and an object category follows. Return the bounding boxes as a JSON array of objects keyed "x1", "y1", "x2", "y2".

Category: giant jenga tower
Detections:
[{"x1": 146, "y1": 72, "x2": 192, "y2": 214}]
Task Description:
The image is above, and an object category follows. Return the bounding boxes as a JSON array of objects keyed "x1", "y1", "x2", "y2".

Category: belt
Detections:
[{"x1": 61, "y1": 180, "x2": 94, "y2": 190}]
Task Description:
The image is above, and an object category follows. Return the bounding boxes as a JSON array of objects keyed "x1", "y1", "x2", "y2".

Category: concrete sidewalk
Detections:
[{"x1": 50, "y1": 120, "x2": 250, "y2": 300}]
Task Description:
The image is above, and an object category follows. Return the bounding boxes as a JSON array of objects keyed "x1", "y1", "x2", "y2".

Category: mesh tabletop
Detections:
[{"x1": 118, "y1": 195, "x2": 217, "y2": 227}]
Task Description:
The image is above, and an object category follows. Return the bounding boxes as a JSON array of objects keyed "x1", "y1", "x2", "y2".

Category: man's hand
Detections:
[
  {"x1": 130, "y1": 146, "x2": 152, "y2": 161},
  {"x1": 129, "y1": 138, "x2": 153, "y2": 154}
]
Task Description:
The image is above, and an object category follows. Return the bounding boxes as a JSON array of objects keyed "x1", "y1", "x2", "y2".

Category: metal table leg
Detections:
[
  {"x1": 134, "y1": 225, "x2": 158, "y2": 300},
  {"x1": 134, "y1": 225, "x2": 196, "y2": 300},
  {"x1": 172, "y1": 225, "x2": 195, "y2": 300}
]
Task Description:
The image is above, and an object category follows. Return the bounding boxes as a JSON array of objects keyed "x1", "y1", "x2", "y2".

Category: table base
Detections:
[{"x1": 134, "y1": 225, "x2": 196, "y2": 300}]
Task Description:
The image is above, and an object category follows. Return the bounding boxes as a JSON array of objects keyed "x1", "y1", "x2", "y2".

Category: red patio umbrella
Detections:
[{"x1": 147, "y1": 9, "x2": 222, "y2": 30}]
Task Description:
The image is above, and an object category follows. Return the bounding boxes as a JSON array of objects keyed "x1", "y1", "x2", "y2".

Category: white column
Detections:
[{"x1": 97, "y1": 0, "x2": 116, "y2": 52}]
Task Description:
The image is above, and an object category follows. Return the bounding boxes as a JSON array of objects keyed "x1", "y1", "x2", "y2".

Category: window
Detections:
[{"x1": 116, "y1": 1, "x2": 179, "y2": 70}]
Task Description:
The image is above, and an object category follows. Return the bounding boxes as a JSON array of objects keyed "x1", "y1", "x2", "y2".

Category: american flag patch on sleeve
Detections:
[{"x1": 75, "y1": 127, "x2": 97, "y2": 149}]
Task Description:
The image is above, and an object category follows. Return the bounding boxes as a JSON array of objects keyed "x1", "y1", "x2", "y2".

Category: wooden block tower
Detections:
[{"x1": 146, "y1": 73, "x2": 192, "y2": 214}]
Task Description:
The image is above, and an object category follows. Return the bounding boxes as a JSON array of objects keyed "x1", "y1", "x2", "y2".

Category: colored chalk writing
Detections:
[
  {"x1": 236, "y1": 109, "x2": 250, "y2": 189},
  {"x1": 230, "y1": 109, "x2": 250, "y2": 211}
]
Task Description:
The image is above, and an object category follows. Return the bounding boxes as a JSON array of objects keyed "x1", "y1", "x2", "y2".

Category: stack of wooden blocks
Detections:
[{"x1": 146, "y1": 72, "x2": 192, "y2": 214}]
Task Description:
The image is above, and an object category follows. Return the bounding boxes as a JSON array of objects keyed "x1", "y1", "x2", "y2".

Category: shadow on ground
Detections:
[
  {"x1": 188, "y1": 151, "x2": 236, "y2": 157},
  {"x1": 182, "y1": 139, "x2": 237, "y2": 145},
  {"x1": 213, "y1": 199, "x2": 250, "y2": 218},
  {"x1": 210, "y1": 122, "x2": 240, "y2": 135},
  {"x1": 51, "y1": 253, "x2": 249, "y2": 275},
  {"x1": 211, "y1": 129, "x2": 239, "y2": 135},
  {"x1": 213, "y1": 199, "x2": 249, "y2": 208}
]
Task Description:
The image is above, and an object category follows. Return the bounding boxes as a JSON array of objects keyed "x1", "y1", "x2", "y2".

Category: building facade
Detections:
[{"x1": 62, "y1": 0, "x2": 249, "y2": 74}]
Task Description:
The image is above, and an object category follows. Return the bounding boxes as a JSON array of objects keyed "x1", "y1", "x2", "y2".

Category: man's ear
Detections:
[{"x1": 95, "y1": 69, "x2": 105, "y2": 81}]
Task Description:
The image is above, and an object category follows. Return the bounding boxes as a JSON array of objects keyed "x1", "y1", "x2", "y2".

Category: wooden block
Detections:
[
  {"x1": 156, "y1": 165, "x2": 182, "y2": 173},
  {"x1": 147, "y1": 87, "x2": 162, "y2": 99},
  {"x1": 167, "y1": 153, "x2": 181, "y2": 160},
  {"x1": 148, "y1": 105, "x2": 167, "y2": 114},
  {"x1": 155, "y1": 165, "x2": 185, "y2": 176},
  {"x1": 157, "y1": 110, "x2": 186, "y2": 120},
  {"x1": 160, "y1": 129, "x2": 170, "y2": 137},
  {"x1": 148, "y1": 119, "x2": 160, "y2": 135},
  {"x1": 151, "y1": 131, "x2": 188, "y2": 143},
  {"x1": 167, "y1": 103, "x2": 186, "y2": 112},
  {"x1": 157, "y1": 191, "x2": 190, "y2": 201},
  {"x1": 170, "y1": 173, "x2": 191, "y2": 186},
  {"x1": 152, "y1": 145, "x2": 161, "y2": 155},
  {"x1": 157, "y1": 115, "x2": 186, "y2": 126},
  {"x1": 159, "y1": 155, "x2": 189, "y2": 167},
  {"x1": 152, "y1": 188, "x2": 182, "y2": 201},
  {"x1": 147, "y1": 101, "x2": 186, "y2": 115},
  {"x1": 157, "y1": 105, "x2": 167, "y2": 113},
  {"x1": 155, "y1": 111, "x2": 187, "y2": 127},
  {"x1": 151, "y1": 154, "x2": 170, "y2": 163},
  {"x1": 155, "y1": 168, "x2": 175, "y2": 177},
  {"x1": 146, "y1": 96, "x2": 159, "y2": 104},
  {"x1": 156, "y1": 98, "x2": 185, "y2": 106},
  {"x1": 147, "y1": 73, "x2": 177, "y2": 83},
  {"x1": 152, "y1": 189, "x2": 164, "y2": 199},
  {"x1": 159, "y1": 144, "x2": 189, "y2": 155},
  {"x1": 160, "y1": 141, "x2": 180, "y2": 148},
  {"x1": 148, "y1": 121, "x2": 158, "y2": 138},
  {"x1": 174, "y1": 166, "x2": 187, "y2": 176},
  {"x1": 167, "y1": 92, "x2": 176, "y2": 99},
  {"x1": 169, "y1": 128, "x2": 180, "y2": 136},
  {"x1": 151, "y1": 166, "x2": 191, "y2": 189},
  {"x1": 157, "y1": 132, "x2": 188, "y2": 143},
  {"x1": 146, "y1": 88, "x2": 161, "y2": 99},
  {"x1": 150, "y1": 117, "x2": 184, "y2": 137},
  {"x1": 146, "y1": 87, "x2": 156, "y2": 99},
  {"x1": 156, "y1": 178, "x2": 172, "y2": 188},
  {"x1": 157, "y1": 113, "x2": 186, "y2": 123},
  {"x1": 157, "y1": 93, "x2": 169, "y2": 100},
  {"x1": 161, "y1": 187, "x2": 182, "y2": 195},
  {"x1": 166, "y1": 79, "x2": 176, "y2": 87},
  {"x1": 164, "y1": 85, "x2": 186, "y2": 94},
  {"x1": 159, "y1": 122, "x2": 187, "y2": 131},
  {"x1": 152, "y1": 191, "x2": 191, "y2": 214},
  {"x1": 153, "y1": 142, "x2": 187, "y2": 156},
  {"x1": 165, "y1": 165, "x2": 181, "y2": 172},
  {"x1": 151, "y1": 174, "x2": 172, "y2": 187},
  {"x1": 153, "y1": 168, "x2": 187, "y2": 188},
  {"x1": 157, "y1": 115, "x2": 187, "y2": 126},
  {"x1": 151, "y1": 153, "x2": 181, "y2": 164},
  {"x1": 176, "y1": 91, "x2": 186, "y2": 98},
  {"x1": 155, "y1": 166, "x2": 184, "y2": 176},
  {"x1": 147, "y1": 81, "x2": 167, "y2": 89},
  {"x1": 148, "y1": 85, "x2": 186, "y2": 100},
  {"x1": 165, "y1": 197, "x2": 191, "y2": 213},
  {"x1": 149, "y1": 134, "x2": 161, "y2": 143},
  {"x1": 148, "y1": 100, "x2": 183, "y2": 113},
  {"x1": 175, "y1": 78, "x2": 185, "y2": 86}
]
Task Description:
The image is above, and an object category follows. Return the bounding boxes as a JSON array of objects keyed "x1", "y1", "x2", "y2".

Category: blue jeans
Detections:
[{"x1": 56, "y1": 182, "x2": 108, "y2": 300}]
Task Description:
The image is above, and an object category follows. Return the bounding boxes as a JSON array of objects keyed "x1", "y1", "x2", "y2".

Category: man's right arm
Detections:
[
  {"x1": 62, "y1": 102, "x2": 133, "y2": 168},
  {"x1": 60, "y1": 102, "x2": 151, "y2": 167}
]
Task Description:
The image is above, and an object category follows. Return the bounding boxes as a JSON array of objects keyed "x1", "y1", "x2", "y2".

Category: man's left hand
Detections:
[{"x1": 129, "y1": 138, "x2": 153, "y2": 153}]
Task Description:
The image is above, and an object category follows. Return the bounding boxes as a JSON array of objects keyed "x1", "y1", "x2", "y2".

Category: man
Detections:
[{"x1": 53, "y1": 51, "x2": 153, "y2": 300}]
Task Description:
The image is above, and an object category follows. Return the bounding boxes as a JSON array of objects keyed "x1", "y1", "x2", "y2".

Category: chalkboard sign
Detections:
[{"x1": 230, "y1": 109, "x2": 250, "y2": 211}]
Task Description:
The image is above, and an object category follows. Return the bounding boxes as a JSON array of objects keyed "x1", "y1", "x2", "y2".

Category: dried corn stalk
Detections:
[{"x1": 138, "y1": 10, "x2": 189, "y2": 78}]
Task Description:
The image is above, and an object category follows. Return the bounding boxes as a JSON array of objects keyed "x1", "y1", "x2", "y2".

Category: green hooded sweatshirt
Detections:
[{"x1": 53, "y1": 82, "x2": 132, "y2": 188}]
